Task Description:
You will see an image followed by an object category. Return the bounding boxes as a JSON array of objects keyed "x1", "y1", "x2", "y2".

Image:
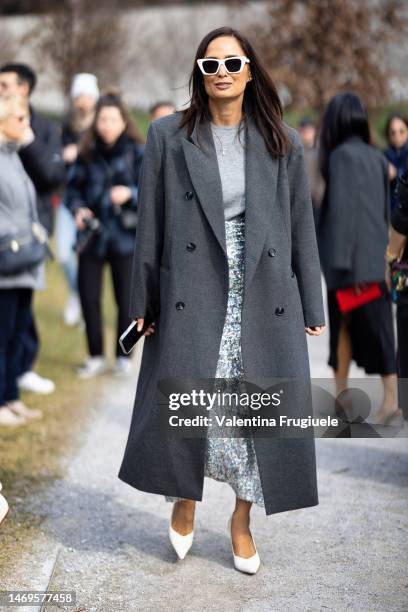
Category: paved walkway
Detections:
[{"x1": 1, "y1": 284, "x2": 408, "y2": 612}]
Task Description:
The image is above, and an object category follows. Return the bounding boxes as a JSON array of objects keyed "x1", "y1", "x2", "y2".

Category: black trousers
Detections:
[
  {"x1": 78, "y1": 249, "x2": 133, "y2": 358},
  {"x1": 17, "y1": 306, "x2": 39, "y2": 375},
  {"x1": 0, "y1": 288, "x2": 33, "y2": 406},
  {"x1": 397, "y1": 304, "x2": 408, "y2": 420}
]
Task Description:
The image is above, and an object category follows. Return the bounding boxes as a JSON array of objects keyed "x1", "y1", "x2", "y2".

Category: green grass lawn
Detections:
[
  {"x1": 0, "y1": 244, "x2": 119, "y2": 484},
  {"x1": 0, "y1": 243, "x2": 119, "y2": 569}
]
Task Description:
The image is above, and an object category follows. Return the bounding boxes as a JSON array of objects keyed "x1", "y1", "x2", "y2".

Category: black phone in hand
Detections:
[{"x1": 119, "y1": 314, "x2": 155, "y2": 354}]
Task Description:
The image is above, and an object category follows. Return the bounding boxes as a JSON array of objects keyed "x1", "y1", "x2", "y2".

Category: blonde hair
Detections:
[{"x1": 0, "y1": 95, "x2": 28, "y2": 122}]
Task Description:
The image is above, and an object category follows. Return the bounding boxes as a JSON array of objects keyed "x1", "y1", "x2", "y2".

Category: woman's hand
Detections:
[
  {"x1": 20, "y1": 125, "x2": 35, "y2": 146},
  {"x1": 63, "y1": 143, "x2": 78, "y2": 164},
  {"x1": 388, "y1": 163, "x2": 397, "y2": 181},
  {"x1": 110, "y1": 185, "x2": 132, "y2": 206},
  {"x1": 354, "y1": 282, "x2": 370, "y2": 295},
  {"x1": 75, "y1": 207, "x2": 94, "y2": 230},
  {"x1": 305, "y1": 325, "x2": 326, "y2": 336},
  {"x1": 135, "y1": 317, "x2": 156, "y2": 336}
]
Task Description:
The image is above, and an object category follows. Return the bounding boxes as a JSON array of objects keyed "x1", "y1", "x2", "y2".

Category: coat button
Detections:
[
  {"x1": 275, "y1": 306, "x2": 285, "y2": 316},
  {"x1": 268, "y1": 248, "x2": 276, "y2": 257},
  {"x1": 184, "y1": 191, "x2": 194, "y2": 200},
  {"x1": 186, "y1": 242, "x2": 196, "y2": 251},
  {"x1": 175, "y1": 301, "x2": 185, "y2": 310}
]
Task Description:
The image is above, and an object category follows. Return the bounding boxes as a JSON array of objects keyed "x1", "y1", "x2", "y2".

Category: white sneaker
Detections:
[
  {"x1": 0, "y1": 406, "x2": 27, "y2": 427},
  {"x1": 0, "y1": 482, "x2": 9, "y2": 525},
  {"x1": 113, "y1": 357, "x2": 132, "y2": 377},
  {"x1": 7, "y1": 400, "x2": 43, "y2": 420},
  {"x1": 77, "y1": 356, "x2": 109, "y2": 379},
  {"x1": 17, "y1": 371, "x2": 56, "y2": 394},
  {"x1": 63, "y1": 292, "x2": 82, "y2": 326}
]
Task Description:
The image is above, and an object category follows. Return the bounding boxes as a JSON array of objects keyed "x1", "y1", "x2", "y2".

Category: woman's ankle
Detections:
[{"x1": 171, "y1": 500, "x2": 195, "y2": 534}]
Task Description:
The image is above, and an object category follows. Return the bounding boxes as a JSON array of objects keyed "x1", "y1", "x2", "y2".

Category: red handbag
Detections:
[{"x1": 335, "y1": 282, "x2": 382, "y2": 313}]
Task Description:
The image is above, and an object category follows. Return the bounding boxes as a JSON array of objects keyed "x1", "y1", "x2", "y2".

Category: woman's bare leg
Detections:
[
  {"x1": 335, "y1": 316, "x2": 352, "y2": 396},
  {"x1": 376, "y1": 373, "x2": 403, "y2": 422},
  {"x1": 171, "y1": 500, "x2": 196, "y2": 535},
  {"x1": 230, "y1": 498, "x2": 256, "y2": 558}
]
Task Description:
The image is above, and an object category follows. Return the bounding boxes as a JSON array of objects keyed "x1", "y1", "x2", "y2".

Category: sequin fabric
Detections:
[{"x1": 165, "y1": 214, "x2": 265, "y2": 508}]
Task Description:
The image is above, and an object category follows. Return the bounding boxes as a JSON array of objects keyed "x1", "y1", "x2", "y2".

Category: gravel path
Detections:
[{"x1": 1, "y1": 286, "x2": 408, "y2": 612}]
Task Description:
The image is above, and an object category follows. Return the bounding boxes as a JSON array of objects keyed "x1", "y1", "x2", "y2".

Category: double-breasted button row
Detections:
[{"x1": 184, "y1": 191, "x2": 194, "y2": 200}]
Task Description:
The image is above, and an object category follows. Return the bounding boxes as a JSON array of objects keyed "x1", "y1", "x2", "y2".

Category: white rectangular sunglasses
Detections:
[{"x1": 197, "y1": 56, "x2": 250, "y2": 75}]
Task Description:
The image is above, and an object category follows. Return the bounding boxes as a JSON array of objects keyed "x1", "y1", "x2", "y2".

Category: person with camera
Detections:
[
  {"x1": 56, "y1": 73, "x2": 100, "y2": 327},
  {"x1": 64, "y1": 92, "x2": 145, "y2": 378}
]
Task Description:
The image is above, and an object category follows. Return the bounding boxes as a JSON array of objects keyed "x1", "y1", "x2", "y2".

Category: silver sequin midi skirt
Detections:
[{"x1": 165, "y1": 213, "x2": 265, "y2": 508}]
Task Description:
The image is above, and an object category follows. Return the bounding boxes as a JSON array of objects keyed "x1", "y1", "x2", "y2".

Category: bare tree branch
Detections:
[
  {"x1": 246, "y1": 0, "x2": 408, "y2": 112},
  {"x1": 22, "y1": 0, "x2": 127, "y2": 96}
]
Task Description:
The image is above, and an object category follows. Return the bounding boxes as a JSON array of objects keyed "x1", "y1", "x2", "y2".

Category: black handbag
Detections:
[{"x1": 0, "y1": 215, "x2": 51, "y2": 276}]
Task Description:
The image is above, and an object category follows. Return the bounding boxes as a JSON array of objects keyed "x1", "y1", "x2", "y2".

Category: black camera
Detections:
[{"x1": 75, "y1": 215, "x2": 103, "y2": 254}]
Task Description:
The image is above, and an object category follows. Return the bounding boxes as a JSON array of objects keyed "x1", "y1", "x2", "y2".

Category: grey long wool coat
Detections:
[{"x1": 118, "y1": 111, "x2": 326, "y2": 515}]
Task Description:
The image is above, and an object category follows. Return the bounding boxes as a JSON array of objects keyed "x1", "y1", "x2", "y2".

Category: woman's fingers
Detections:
[
  {"x1": 135, "y1": 318, "x2": 156, "y2": 335},
  {"x1": 75, "y1": 207, "x2": 93, "y2": 230},
  {"x1": 305, "y1": 325, "x2": 326, "y2": 336},
  {"x1": 145, "y1": 322, "x2": 156, "y2": 336}
]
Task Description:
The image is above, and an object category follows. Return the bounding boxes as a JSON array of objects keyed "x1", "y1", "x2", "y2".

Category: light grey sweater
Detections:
[
  {"x1": 0, "y1": 141, "x2": 45, "y2": 290},
  {"x1": 210, "y1": 122, "x2": 246, "y2": 220}
]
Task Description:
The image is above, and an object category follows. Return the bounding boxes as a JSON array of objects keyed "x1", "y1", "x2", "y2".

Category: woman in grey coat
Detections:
[
  {"x1": 0, "y1": 95, "x2": 44, "y2": 427},
  {"x1": 317, "y1": 92, "x2": 401, "y2": 425},
  {"x1": 118, "y1": 27, "x2": 325, "y2": 573}
]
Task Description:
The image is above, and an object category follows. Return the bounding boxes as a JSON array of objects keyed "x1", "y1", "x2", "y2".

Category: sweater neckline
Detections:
[{"x1": 210, "y1": 122, "x2": 240, "y2": 130}]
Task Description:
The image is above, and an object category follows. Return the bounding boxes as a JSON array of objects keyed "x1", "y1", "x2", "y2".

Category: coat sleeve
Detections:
[
  {"x1": 63, "y1": 157, "x2": 88, "y2": 216},
  {"x1": 128, "y1": 142, "x2": 145, "y2": 209},
  {"x1": 287, "y1": 130, "x2": 326, "y2": 327},
  {"x1": 128, "y1": 122, "x2": 164, "y2": 320},
  {"x1": 18, "y1": 119, "x2": 65, "y2": 193}
]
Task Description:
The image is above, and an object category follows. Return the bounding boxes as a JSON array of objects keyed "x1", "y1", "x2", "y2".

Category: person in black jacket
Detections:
[
  {"x1": 0, "y1": 63, "x2": 65, "y2": 395},
  {"x1": 64, "y1": 92, "x2": 145, "y2": 378},
  {"x1": 386, "y1": 169, "x2": 408, "y2": 421},
  {"x1": 317, "y1": 92, "x2": 402, "y2": 425},
  {"x1": 57, "y1": 73, "x2": 100, "y2": 327}
]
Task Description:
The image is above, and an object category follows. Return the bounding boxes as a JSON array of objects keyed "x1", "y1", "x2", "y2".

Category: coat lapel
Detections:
[
  {"x1": 181, "y1": 118, "x2": 227, "y2": 257},
  {"x1": 181, "y1": 113, "x2": 279, "y2": 291},
  {"x1": 244, "y1": 116, "x2": 279, "y2": 293}
]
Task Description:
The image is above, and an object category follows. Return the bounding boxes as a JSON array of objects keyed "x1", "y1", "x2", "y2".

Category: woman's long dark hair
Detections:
[
  {"x1": 319, "y1": 92, "x2": 371, "y2": 182},
  {"x1": 79, "y1": 91, "x2": 145, "y2": 161},
  {"x1": 179, "y1": 26, "x2": 291, "y2": 159}
]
